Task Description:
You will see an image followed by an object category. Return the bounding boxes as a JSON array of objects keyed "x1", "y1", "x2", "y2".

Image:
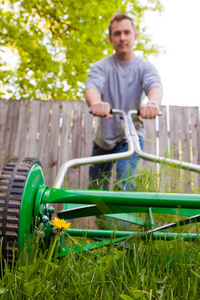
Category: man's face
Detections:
[{"x1": 109, "y1": 19, "x2": 138, "y2": 61}]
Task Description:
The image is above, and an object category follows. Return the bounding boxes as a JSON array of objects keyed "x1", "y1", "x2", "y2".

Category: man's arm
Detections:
[
  {"x1": 85, "y1": 87, "x2": 112, "y2": 119},
  {"x1": 138, "y1": 87, "x2": 163, "y2": 122}
]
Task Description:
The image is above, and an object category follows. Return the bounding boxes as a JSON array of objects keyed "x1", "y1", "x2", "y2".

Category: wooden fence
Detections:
[{"x1": 0, "y1": 99, "x2": 200, "y2": 193}]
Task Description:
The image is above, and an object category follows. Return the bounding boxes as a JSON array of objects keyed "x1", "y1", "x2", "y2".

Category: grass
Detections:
[
  {"x1": 1, "y1": 164, "x2": 200, "y2": 299},
  {"x1": 1, "y1": 233, "x2": 200, "y2": 299}
]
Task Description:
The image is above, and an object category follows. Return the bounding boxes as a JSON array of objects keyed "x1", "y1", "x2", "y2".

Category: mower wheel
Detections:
[{"x1": 0, "y1": 157, "x2": 45, "y2": 261}]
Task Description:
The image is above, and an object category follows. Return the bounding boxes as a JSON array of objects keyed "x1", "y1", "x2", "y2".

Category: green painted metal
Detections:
[
  {"x1": 43, "y1": 188, "x2": 200, "y2": 209},
  {"x1": 58, "y1": 204, "x2": 200, "y2": 220},
  {"x1": 57, "y1": 228, "x2": 200, "y2": 256},
  {"x1": 58, "y1": 236, "x2": 127, "y2": 256},
  {"x1": 17, "y1": 173, "x2": 200, "y2": 254},
  {"x1": 58, "y1": 204, "x2": 149, "y2": 219},
  {"x1": 102, "y1": 213, "x2": 147, "y2": 226},
  {"x1": 58, "y1": 206, "x2": 149, "y2": 227},
  {"x1": 18, "y1": 163, "x2": 45, "y2": 250},
  {"x1": 64, "y1": 228, "x2": 200, "y2": 241},
  {"x1": 65, "y1": 228, "x2": 142, "y2": 238},
  {"x1": 46, "y1": 188, "x2": 200, "y2": 240},
  {"x1": 151, "y1": 207, "x2": 200, "y2": 216},
  {"x1": 145, "y1": 207, "x2": 154, "y2": 230},
  {"x1": 34, "y1": 185, "x2": 49, "y2": 225},
  {"x1": 63, "y1": 203, "x2": 85, "y2": 211},
  {"x1": 149, "y1": 208, "x2": 154, "y2": 226}
]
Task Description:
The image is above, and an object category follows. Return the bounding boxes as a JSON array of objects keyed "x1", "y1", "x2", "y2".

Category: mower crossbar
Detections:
[{"x1": 42, "y1": 188, "x2": 200, "y2": 209}]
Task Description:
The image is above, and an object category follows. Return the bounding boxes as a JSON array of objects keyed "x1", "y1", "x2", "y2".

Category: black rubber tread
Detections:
[{"x1": 0, "y1": 157, "x2": 41, "y2": 261}]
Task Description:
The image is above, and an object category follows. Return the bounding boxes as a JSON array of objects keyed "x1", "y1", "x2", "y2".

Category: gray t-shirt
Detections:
[{"x1": 85, "y1": 54, "x2": 162, "y2": 150}]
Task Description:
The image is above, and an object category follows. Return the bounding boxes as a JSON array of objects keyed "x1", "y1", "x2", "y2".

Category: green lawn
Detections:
[{"x1": 1, "y1": 165, "x2": 200, "y2": 299}]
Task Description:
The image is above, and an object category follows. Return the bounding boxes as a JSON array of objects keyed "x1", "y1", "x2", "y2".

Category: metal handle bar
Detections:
[
  {"x1": 89, "y1": 109, "x2": 162, "y2": 117},
  {"x1": 131, "y1": 109, "x2": 162, "y2": 117},
  {"x1": 53, "y1": 109, "x2": 200, "y2": 189},
  {"x1": 53, "y1": 109, "x2": 134, "y2": 188},
  {"x1": 128, "y1": 110, "x2": 200, "y2": 173}
]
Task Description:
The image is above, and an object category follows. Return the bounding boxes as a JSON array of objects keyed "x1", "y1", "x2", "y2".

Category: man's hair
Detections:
[{"x1": 108, "y1": 12, "x2": 136, "y2": 36}]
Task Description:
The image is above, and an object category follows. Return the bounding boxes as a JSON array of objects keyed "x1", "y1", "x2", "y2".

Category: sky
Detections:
[{"x1": 145, "y1": 0, "x2": 200, "y2": 106}]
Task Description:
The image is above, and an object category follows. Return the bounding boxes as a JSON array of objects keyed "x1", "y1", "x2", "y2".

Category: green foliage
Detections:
[
  {"x1": 0, "y1": 0, "x2": 163, "y2": 100},
  {"x1": 1, "y1": 233, "x2": 200, "y2": 299}
]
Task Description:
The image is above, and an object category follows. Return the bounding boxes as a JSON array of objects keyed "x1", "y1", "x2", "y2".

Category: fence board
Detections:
[
  {"x1": 14, "y1": 100, "x2": 30, "y2": 157},
  {"x1": 169, "y1": 106, "x2": 180, "y2": 159},
  {"x1": 45, "y1": 101, "x2": 62, "y2": 187},
  {"x1": 58, "y1": 101, "x2": 73, "y2": 187},
  {"x1": 179, "y1": 107, "x2": 190, "y2": 161},
  {"x1": 142, "y1": 118, "x2": 157, "y2": 171},
  {"x1": 179, "y1": 107, "x2": 191, "y2": 192},
  {"x1": 157, "y1": 106, "x2": 169, "y2": 191},
  {"x1": 190, "y1": 107, "x2": 200, "y2": 190},
  {"x1": 25, "y1": 100, "x2": 41, "y2": 157},
  {"x1": 37, "y1": 101, "x2": 51, "y2": 175},
  {"x1": 72, "y1": 102, "x2": 83, "y2": 161},
  {"x1": 3, "y1": 100, "x2": 20, "y2": 158},
  {"x1": 67, "y1": 102, "x2": 83, "y2": 189},
  {"x1": 0, "y1": 100, "x2": 9, "y2": 164},
  {"x1": 79, "y1": 104, "x2": 93, "y2": 189},
  {"x1": 169, "y1": 106, "x2": 181, "y2": 191},
  {"x1": 159, "y1": 106, "x2": 168, "y2": 156}
]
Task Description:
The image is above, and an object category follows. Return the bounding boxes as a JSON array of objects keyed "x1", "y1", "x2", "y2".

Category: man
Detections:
[{"x1": 85, "y1": 12, "x2": 163, "y2": 191}]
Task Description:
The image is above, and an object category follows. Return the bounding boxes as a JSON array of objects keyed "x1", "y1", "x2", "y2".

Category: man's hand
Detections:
[
  {"x1": 90, "y1": 102, "x2": 112, "y2": 120},
  {"x1": 138, "y1": 86, "x2": 162, "y2": 122},
  {"x1": 85, "y1": 87, "x2": 112, "y2": 119},
  {"x1": 138, "y1": 102, "x2": 159, "y2": 122}
]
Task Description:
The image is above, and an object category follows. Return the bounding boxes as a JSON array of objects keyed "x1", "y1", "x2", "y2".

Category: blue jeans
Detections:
[{"x1": 88, "y1": 136, "x2": 144, "y2": 191}]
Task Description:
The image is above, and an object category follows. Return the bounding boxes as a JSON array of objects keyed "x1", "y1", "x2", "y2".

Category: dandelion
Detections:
[
  {"x1": 43, "y1": 218, "x2": 71, "y2": 278},
  {"x1": 50, "y1": 217, "x2": 71, "y2": 230}
]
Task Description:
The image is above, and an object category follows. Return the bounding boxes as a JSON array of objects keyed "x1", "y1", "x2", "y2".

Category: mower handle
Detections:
[
  {"x1": 53, "y1": 109, "x2": 200, "y2": 189},
  {"x1": 53, "y1": 109, "x2": 134, "y2": 188}
]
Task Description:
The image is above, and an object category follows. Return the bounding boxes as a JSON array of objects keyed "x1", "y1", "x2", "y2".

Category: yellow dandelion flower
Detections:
[
  {"x1": 50, "y1": 217, "x2": 71, "y2": 230},
  {"x1": 85, "y1": 240, "x2": 90, "y2": 244}
]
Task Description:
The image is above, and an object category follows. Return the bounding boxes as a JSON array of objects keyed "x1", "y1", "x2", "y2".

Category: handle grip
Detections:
[
  {"x1": 136, "y1": 109, "x2": 162, "y2": 117},
  {"x1": 89, "y1": 109, "x2": 162, "y2": 117},
  {"x1": 89, "y1": 108, "x2": 113, "y2": 115}
]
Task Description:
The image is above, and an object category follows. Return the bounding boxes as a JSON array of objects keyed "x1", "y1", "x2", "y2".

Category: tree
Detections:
[{"x1": 0, "y1": 0, "x2": 163, "y2": 100}]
